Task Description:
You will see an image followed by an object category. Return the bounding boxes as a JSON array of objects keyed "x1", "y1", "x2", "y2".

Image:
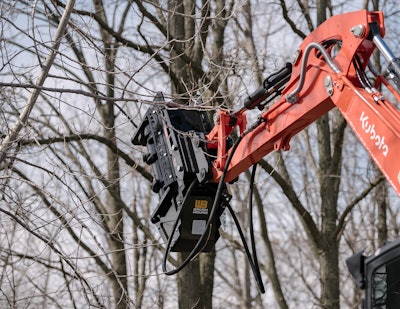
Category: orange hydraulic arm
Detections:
[
  {"x1": 132, "y1": 10, "x2": 400, "y2": 277},
  {"x1": 207, "y1": 10, "x2": 400, "y2": 197}
]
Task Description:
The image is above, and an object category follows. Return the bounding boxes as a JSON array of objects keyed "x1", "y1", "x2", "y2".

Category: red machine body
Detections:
[{"x1": 207, "y1": 10, "x2": 400, "y2": 197}]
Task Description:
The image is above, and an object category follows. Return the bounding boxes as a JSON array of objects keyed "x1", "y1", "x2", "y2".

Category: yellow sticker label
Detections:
[{"x1": 195, "y1": 200, "x2": 208, "y2": 209}]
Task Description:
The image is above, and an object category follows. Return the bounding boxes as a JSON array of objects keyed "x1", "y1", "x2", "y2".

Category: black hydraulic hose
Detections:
[
  {"x1": 162, "y1": 128, "x2": 265, "y2": 293},
  {"x1": 163, "y1": 134, "x2": 244, "y2": 275},
  {"x1": 162, "y1": 178, "x2": 200, "y2": 274},
  {"x1": 248, "y1": 164, "x2": 265, "y2": 293},
  {"x1": 353, "y1": 59, "x2": 370, "y2": 90},
  {"x1": 226, "y1": 201, "x2": 265, "y2": 293},
  {"x1": 353, "y1": 55, "x2": 373, "y2": 90}
]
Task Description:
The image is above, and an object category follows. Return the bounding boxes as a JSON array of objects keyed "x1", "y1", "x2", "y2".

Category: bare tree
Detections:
[{"x1": 0, "y1": 1, "x2": 399, "y2": 308}]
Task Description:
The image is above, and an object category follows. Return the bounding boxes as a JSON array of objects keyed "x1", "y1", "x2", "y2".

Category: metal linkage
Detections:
[{"x1": 370, "y1": 23, "x2": 400, "y2": 89}]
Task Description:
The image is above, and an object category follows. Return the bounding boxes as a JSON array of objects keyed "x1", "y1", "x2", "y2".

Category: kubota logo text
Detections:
[{"x1": 360, "y1": 111, "x2": 388, "y2": 157}]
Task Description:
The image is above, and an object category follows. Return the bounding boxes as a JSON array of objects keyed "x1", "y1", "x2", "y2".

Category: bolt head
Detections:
[
  {"x1": 213, "y1": 113, "x2": 219, "y2": 123},
  {"x1": 324, "y1": 76, "x2": 332, "y2": 87},
  {"x1": 350, "y1": 24, "x2": 365, "y2": 38},
  {"x1": 292, "y1": 49, "x2": 301, "y2": 65}
]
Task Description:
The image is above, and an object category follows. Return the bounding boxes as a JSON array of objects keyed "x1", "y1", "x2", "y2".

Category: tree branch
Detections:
[
  {"x1": 18, "y1": 133, "x2": 153, "y2": 182},
  {"x1": 0, "y1": 204, "x2": 104, "y2": 308},
  {"x1": 336, "y1": 176, "x2": 385, "y2": 241},
  {"x1": 279, "y1": 0, "x2": 307, "y2": 39},
  {"x1": 0, "y1": 0, "x2": 76, "y2": 164},
  {"x1": 258, "y1": 158, "x2": 323, "y2": 253}
]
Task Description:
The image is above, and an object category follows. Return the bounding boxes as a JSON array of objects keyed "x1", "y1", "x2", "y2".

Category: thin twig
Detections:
[{"x1": 0, "y1": 0, "x2": 76, "y2": 164}]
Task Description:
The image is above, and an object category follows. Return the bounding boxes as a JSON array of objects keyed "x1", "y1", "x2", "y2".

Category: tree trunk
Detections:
[
  {"x1": 167, "y1": 2, "x2": 217, "y2": 308},
  {"x1": 317, "y1": 113, "x2": 342, "y2": 309},
  {"x1": 100, "y1": 79, "x2": 129, "y2": 309},
  {"x1": 376, "y1": 174, "x2": 388, "y2": 247},
  {"x1": 178, "y1": 253, "x2": 202, "y2": 308},
  {"x1": 367, "y1": 0, "x2": 388, "y2": 248},
  {"x1": 319, "y1": 244, "x2": 339, "y2": 309},
  {"x1": 200, "y1": 251, "x2": 216, "y2": 309},
  {"x1": 316, "y1": 2, "x2": 340, "y2": 307},
  {"x1": 93, "y1": 0, "x2": 128, "y2": 307}
]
